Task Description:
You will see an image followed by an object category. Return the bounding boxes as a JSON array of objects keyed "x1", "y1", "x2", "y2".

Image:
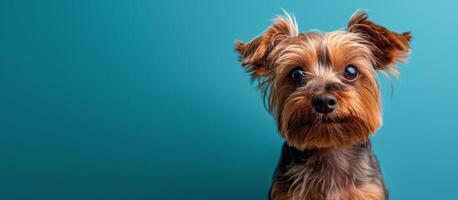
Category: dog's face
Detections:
[{"x1": 236, "y1": 11, "x2": 411, "y2": 149}]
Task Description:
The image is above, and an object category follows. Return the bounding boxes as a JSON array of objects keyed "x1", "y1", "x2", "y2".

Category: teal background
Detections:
[{"x1": 1, "y1": 0, "x2": 457, "y2": 199}]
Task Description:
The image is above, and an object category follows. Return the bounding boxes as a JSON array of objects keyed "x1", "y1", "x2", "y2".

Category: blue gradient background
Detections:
[{"x1": 1, "y1": 0, "x2": 457, "y2": 199}]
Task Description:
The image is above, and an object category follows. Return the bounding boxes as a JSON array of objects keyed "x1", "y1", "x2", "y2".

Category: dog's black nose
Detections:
[{"x1": 312, "y1": 94, "x2": 337, "y2": 113}]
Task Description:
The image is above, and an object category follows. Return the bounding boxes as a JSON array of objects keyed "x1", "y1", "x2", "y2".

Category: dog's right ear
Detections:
[{"x1": 235, "y1": 12, "x2": 298, "y2": 79}]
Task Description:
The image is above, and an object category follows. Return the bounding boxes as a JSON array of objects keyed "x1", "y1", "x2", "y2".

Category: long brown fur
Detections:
[{"x1": 235, "y1": 10, "x2": 411, "y2": 200}]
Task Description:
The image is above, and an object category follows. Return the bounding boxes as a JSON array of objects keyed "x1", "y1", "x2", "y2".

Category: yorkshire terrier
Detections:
[{"x1": 235, "y1": 11, "x2": 411, "y2": 200}]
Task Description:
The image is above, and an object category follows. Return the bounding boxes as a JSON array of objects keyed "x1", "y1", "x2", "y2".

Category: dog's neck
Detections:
[{"x1": 285, "y1": 141, "x2": 372, "y2": 165}]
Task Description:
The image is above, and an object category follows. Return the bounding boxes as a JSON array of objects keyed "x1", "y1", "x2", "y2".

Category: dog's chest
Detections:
[{"x1": 270, "y1": 145, "x2": 385, "y2": 200}]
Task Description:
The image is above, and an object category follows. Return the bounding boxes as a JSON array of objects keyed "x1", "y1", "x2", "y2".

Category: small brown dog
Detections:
[{"x1": 235, "y1": 11, "x2": 411, "y2": 200}]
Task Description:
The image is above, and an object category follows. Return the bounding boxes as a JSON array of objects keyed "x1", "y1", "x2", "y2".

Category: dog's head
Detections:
[{"x1": 235, "y1": 11, "x2": 411, "y2": 149}]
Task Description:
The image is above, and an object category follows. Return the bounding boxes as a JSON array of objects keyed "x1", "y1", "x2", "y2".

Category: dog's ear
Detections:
[
  {"x1": 347, "y1": 10, "x2": 412, "y2": 73},
  {"x1": 235, "y1": 12, "x2": 298, "y2": 79}
]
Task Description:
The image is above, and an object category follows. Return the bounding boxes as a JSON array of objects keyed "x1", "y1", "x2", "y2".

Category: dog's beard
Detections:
[{"x1": 280, "y1": 106, "x2": 375, "y2": 149}]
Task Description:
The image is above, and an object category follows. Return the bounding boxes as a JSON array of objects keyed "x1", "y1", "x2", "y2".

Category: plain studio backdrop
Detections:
[{"x1": 0, "y1": 0, "x2": 456, "y2": 199}]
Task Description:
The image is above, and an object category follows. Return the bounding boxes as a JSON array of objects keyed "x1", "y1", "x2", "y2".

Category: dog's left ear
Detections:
[
  {"x1": 347, "y1": 11, "x2": 412, "y2": 72},
  {"x1": 235, "y1": 12, "x2": 298, "y2": 79}
]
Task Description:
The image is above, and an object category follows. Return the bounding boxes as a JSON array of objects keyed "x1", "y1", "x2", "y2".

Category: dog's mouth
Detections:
[
  {"x1": 318, "y1": 115, "x2": 352, "y2": 124},
  {"x1": 290, "y1": 109, "x2": 357, "y2": 128}
]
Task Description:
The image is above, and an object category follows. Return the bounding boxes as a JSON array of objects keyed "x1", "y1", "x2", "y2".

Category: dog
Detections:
[{"x1": 235, "y1": 10, "x2": 411, "y2": 200}]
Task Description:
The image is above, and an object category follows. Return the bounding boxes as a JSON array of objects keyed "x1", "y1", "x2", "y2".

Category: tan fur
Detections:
[{"x1": 337, "y1": 183, "x2": 385, "y2": 200}]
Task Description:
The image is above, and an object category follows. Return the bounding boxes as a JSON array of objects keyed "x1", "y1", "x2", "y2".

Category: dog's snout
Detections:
[{"x1": 312, "y1": 94, "x2": 337, "y2": 113}]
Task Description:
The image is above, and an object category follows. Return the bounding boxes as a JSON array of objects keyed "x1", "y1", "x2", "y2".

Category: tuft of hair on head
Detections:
[
  {"x1": 347, "y1": 10, "x2": 412, "y2": 76},
  {"x1": 235, "y1": 10, "x2": 299, "y2": 80},
  {"x1": 276, "y1": 9, "x2": 299, "y2": 37}
]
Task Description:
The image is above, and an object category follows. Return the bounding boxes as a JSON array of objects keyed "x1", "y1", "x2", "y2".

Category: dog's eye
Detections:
[
  {"x1": 289, "y1": 67, "x2": 306, "y2": 86},
  {"x1": 343, "y1": 65, "x2": 358, "y2": 81}
]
